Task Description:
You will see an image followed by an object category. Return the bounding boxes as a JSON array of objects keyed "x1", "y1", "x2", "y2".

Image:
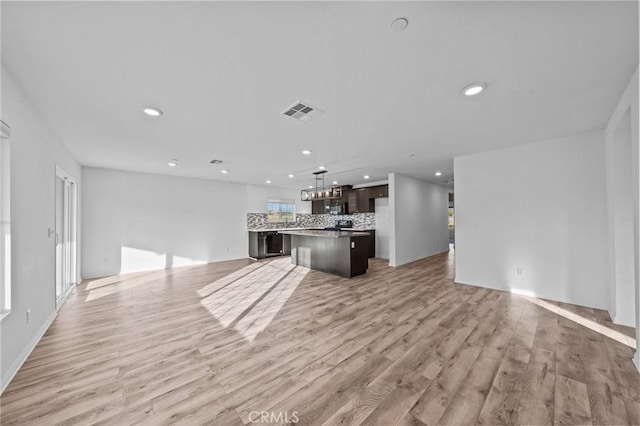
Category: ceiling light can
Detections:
[
  {"x1": 462, "y1": 83, "x2": 487, "y2": 96},
  {"x1": 391, "y1": 17, "x2": 409, "y2": 32},
  {"x1": 143, "y1": 107, "x2": 163, "y2": 116}
]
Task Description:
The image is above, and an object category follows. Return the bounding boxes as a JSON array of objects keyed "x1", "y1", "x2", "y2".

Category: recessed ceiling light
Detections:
[
  {"x1": 332, "y1": 181, "x2": 338, "y2": 185},
  {"x1": 308, "y1": 185, "x2": 313, "y2": 189},
  {"x1": 266, "y1": 180, "x2": 271, "y2": 184},
  {"x1": 391, "y1": 17, "x2": 409, "y2": 32},
  {"x1": 221, "y1": 170, "x2": 229, "y2": 174},
  {"x1": 302, "y1": 150, "x2": 312, "y2": 155},
  {"x1": 143, "y1": 107, "x2": 163, "y2": 117},
  {"x1": 462, "y1": 83, "x2": 487, "y2": 96},
  {"x1": 364, "y1": 175, "x2": 370, "y2": 179},
  {"x1": 168, "y1": 159, "x2": 177, "y2": 167},
  {"x1": 288, "y1": 174, "x2": 294, "y2": 178},
  {"x1": 318, "y1": 166, "x2": 326, "y2": 170},
  {"x1": 435, "y1": 172, "x2": 442, "y2": 176}
]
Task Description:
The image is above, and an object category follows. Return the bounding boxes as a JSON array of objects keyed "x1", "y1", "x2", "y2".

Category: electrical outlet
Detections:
[
  {"x1": 26, "y1": 308, "x2": 31, "y2": 323},
  {"x1": 516, "y1": 267, "x2": 525, "y2": 276}
]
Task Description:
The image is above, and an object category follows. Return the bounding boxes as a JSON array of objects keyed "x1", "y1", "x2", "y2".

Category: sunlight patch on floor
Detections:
[
  {"x1": 233, "y1": 265, "x2": 308, "y2": 342},
  {"x1": 85, "y1": 271, "x2": 150, "y2": 291},
  {"x1": 199, "y1": 257, "x2": 308, "y2": 341},
  {"x1": 523, "y1": 296, "x2": 636, "y2": 348},
  {"x1": 84, "y1": 270, "x2": 170, "y2": 302},
  {"x1": 197, "y1": 262, "x2": 266, "y2": 298}
]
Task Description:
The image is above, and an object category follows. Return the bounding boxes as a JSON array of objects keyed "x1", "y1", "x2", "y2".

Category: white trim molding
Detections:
[
  {"x1": 0, "y1": 120, "x2": 10, "y2": 320},
  {"x1": 0, "y1": 310, "x2": 57, "y2": 394}
]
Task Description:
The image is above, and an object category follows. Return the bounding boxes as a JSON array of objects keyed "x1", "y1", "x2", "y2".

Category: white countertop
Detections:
[
  {"x1": 247, "y1": 227, "x2": 324, "y2": 232},
  {"x1": 248, "y1": 227, "x2": 374, "y2": 232},
  {"x1": 279, "y1": 229, "x2": 371, "y2": 238}
]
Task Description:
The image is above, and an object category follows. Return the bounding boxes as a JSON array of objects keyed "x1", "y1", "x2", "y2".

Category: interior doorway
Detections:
[
  {"x1": 448, "y1": 192, "x2": 455, "y2": 249},
  {"x1": 611, "y1": 109, "x2": 636, "y2": 326},
  {"x1": 55, "y1": 166, "x2": 77, "y2": 308}
]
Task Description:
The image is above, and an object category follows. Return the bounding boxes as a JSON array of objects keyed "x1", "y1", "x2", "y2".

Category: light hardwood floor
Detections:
[{"x1": 1, "y1": 251, "x2": 638, "y2": 425}]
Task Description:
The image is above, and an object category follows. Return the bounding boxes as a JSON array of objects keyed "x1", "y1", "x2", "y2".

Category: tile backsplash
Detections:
[{"x1": 247, "y1": 212, "x2": 375, "y2": 230}]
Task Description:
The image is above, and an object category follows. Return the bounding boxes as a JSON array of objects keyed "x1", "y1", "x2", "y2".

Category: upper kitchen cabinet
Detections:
[
  {"x1": 348, "y1": 188, "x2": 374, "y2": 214},
  {"x1": 309, "y1": 184, "x2": 388, "y2": 214},
  {"x1": 312, "y1": 199, "x2": 329, "y2": 214},
  {"x1": 369, "y1": 185, "x2": 389, "y2": 198}
]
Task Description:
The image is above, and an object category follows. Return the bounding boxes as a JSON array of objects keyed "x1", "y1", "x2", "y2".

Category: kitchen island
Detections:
[{"x1": 278, "y1": 229, "x2": 370, "y2": 278}]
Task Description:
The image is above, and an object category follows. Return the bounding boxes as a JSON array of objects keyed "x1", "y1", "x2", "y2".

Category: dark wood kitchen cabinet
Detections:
[
  {"x1": 358, "y1": 189, "x2": 374, "y2": 212},
  {"x1": 345, "y1": 185, "x2": 388, "y2": 214},
  {"x1": 248, "y1": 231, "x2": 291, "y2": 259},
  {"x1": 347, "y1": 188, "x2": 374, "y2": 214},
  {"x1": 347, "y1": 191, "x2": 357, "y2": 214},
  {"x1": 369, "y1": 185, "x2": 389, "y2": 198},
  {"x1": 312, "y1": 199, "x2": 329, "y2": 214},
  {"x1": 365, "y1": 229, "x2": 376, "y2": 258}
]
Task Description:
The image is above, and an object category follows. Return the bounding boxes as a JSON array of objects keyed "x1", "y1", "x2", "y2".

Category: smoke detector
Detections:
[{"x1": 282, "y1": 101, "x2": 325, "y2": 122}]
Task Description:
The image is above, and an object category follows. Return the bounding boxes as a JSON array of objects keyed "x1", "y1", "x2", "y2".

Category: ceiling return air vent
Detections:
[
  {"x1": 282, "y1": 101, "x2": 325, "y2": 122},
  {"x1": 209, "y1": 159, "x2": 224, "y2": 164}
]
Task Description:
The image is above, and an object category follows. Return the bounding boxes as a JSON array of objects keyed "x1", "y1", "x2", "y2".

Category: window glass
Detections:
[{"x1": 267, "y1": 201, "x2": 296, "y2": 223}]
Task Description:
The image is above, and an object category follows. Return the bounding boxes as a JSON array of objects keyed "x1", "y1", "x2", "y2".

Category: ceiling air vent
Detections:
[
  {"x1": 441, "y1": 179, "x2": 454, "y2": 184},
  {"x1": 209, "y1": 159, "x2": 224, "y2": 164},
  {"x1": 282, "y1": 101, "x2": 324, "y2": 122}
]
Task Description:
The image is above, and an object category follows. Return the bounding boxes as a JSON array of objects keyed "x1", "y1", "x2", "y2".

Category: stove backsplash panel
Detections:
[{"x1": 247, "y1": 213, "x2": 375, "y2": 230}]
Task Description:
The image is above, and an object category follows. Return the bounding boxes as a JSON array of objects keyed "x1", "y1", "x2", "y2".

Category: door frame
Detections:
[{"x1": 55, "y1": 166, "x2": 77, "y2": 309}]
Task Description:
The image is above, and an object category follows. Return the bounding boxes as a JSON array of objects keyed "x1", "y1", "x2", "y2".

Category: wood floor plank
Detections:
[
  {"x1": 437, "y1": 394, "x2": 483, "y2": 426},
  {"x1": 476, "y1": 356, "x2": 528, "y2": 425},
  {"x1": 0, "y1": 253, "x2": 636, "y2": 425},
  {"x1": 554, "y1": 374, "x2": 593, "y2": 425}
]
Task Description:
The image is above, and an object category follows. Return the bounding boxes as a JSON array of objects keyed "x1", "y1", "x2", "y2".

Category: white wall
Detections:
[
  {"x1": 82, "y1": 168, "x2": 248, "y2": 277},
  {"x1": 1, "y1": 67, "x2": 82, "y2": 391},
  {"x1": 454, "y1": 131, "x2": 609, "y2": 310},
  {"x1": 604, "y1": 66, "x2": 639, "y2": 369},
  {"x1": 245, "y1": 184, "x2": 310, "y2": 215},
  {"x1": 389, "y1": 173, "x2": 450, "y2": 267},
  {"x1": 81, "y1": 168, "x2": 307, "y2": 278},
  {"x1": 374, "y1": 197, "x2": 391, "y2": 259}
]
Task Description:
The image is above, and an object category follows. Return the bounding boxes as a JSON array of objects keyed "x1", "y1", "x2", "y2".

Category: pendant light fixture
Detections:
[{"x1": 300, "y1": 170, "x2": 342, "y2": 201}]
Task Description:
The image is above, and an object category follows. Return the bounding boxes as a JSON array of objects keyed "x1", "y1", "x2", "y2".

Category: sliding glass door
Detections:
[{"x1": 55, "y1": 167, "x2": 77, "y2": 308}]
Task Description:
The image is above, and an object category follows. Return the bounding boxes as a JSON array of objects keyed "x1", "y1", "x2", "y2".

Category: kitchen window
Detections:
[{"x1": 267, "y1": 200, "x2": 296, "y2": 223}]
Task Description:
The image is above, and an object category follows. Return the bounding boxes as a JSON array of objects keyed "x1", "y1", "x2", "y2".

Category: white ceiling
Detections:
[{"x1": 2, "y1": 1, "x2": 637, "y2": 189}]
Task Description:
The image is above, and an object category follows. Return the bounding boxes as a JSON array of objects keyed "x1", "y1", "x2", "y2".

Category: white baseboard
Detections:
[
  {"x1": 1, "y1": 310, "x2": 57, "y2": 394},
  {"x1": 613, "y1": 314, "x2": 636, "y2": 328}
]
